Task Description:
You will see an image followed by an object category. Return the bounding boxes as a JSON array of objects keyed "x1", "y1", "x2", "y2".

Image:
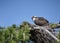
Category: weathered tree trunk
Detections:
[{"x1": 30, "y1": 26, "x2": 60, "y2": 43}]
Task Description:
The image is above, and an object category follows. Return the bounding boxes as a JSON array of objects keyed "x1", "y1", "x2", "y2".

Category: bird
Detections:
[{"x1": 32, "y1": 16, "x2": 49, "y2": 26}]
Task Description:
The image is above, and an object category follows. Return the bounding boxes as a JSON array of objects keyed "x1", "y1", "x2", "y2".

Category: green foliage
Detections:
[
  {"x1": 58, "y1": 30, "x2": 60, "y2": 43},
  {"x1": 12, "y1": 24, "x2": 16, "y2": 28},
  {"x1": 18, "y1": 21, "x2": 30, "y2": 42},
  {"x1": 0, "y1": 21, "x2": 30, "y2": 43},
  {"x1": 54, "y1": 29, "x2": 60, "y2": 43},
  {"x1": 50, "y1": 24, "x2": 57, "y2": 29},
  {"x1": 58, "y1": 30, "x2": 60, "y2": 39},
  {"x1": 0, "y1": 30, "x2": 5, "y2": 43}
]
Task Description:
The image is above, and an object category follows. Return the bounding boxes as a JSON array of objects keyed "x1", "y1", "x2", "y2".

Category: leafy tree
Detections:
[
  {"x1": 18, "y1": 21, "x2": 31, "y2": 43},
  {"x1": 0, "y1": 29, "x2": 5, "y2": 43},
  {"x1": 5, "y1": 27, "x2": 18, "y2": 43},
  {"x1": 12, "y1": 24, "x2": 16, "y2": 28}
]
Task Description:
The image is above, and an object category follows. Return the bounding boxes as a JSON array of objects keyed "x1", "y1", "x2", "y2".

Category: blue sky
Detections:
[{"x1": 0, "y1": 0, "x2": 60, "y2": 27}]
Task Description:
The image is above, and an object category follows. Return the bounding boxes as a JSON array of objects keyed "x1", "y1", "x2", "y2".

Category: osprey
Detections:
[{"x1": 32, "y1": 16, "x2": 49, "y2": 26}]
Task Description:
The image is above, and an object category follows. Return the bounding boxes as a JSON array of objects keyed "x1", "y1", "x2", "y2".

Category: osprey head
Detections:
[{"x1": 32, "y1": 16, "x2": 37, "y2": 21}]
